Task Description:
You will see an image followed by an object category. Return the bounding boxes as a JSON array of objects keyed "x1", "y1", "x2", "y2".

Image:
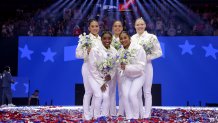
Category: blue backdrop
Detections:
[{"x1": 17, "y1": 36, "x2": 218, "y2": 106}]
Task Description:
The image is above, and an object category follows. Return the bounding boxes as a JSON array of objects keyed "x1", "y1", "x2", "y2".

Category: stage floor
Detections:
[{"x1": 0, "y1": 106, "x2": 218, "y2": 122}]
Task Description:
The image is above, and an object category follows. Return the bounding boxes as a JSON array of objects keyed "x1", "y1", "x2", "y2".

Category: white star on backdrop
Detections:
[
  {"x1": 11, "y1": 82, "x2": 18, "y2": 91},
  {"x1": 41, "y1": 48, "x2": 57, "y2": 62},
  {"x1": 179, "y1": 40, "x2": 195, "y2": 55},
  {"x1": 202, "y1": 43, "x2": 218, "y2": 59},
  {"x1": 19, "y1": 44, "x2": 34, "y2": 60}
]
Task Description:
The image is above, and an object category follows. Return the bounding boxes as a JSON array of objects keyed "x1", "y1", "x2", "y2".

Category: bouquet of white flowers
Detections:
[
  {"x1": 139, "y1": 36, "x2": 155, "y2": 55},
  {"x1": 117, "y1": 49, "x2": 136, "y2": 65},
  {"x1": 111, "y1": 38, "x2": 122, "y2": 50},
  {"x1": 97, "y1": 53, "x2": 116, "y2": 78},
  {"x1": 78, "y1": 32, "x2": 92, "y2": 49}
]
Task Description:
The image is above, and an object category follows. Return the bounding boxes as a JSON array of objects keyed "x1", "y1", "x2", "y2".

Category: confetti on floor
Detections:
[{"x1": 0, "y1": 106, "x2": 218, "y2": 122}]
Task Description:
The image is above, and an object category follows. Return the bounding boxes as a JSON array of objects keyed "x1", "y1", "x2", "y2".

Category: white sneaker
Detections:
[
  {"x1": 83, "y1": 114, "x2": 92, "y2": 120},
  {"x1": 7, "y1": 104, "x2": 15, "y2": 107},
  {"x1": 0, "y1": 104, "x2": 7, "y2": 108}
]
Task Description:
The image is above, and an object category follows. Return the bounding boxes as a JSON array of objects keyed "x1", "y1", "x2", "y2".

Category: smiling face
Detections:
[
  {"x1": 101, "y1": 33, "x2": 112, "y2": 49},
  {"x1": 113, "y1": 21, "x2": 123, "y2": 37},
  {"x1": 135, "y1": 18, "x2": 146, "y2": 35},
  {"x1": 119, "y1": 32, "x2": 131, "y2": 49},
  {"x1": 88, "y1": 20, "x2": 99, "y2": 36}
]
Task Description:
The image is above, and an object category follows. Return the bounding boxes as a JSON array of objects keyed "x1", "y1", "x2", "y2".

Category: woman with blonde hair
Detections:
[{"x1": 131, "y1": 17, "x2": 162, "y2": 118}]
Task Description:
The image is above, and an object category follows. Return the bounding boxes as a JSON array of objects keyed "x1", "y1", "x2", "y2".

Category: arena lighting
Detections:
[
  {"x1": 55, "y1": 0, "x2": 78, "y2": 19},
  {"x1": 162, "y1": 0, "x2": 176, "y2": 14},
  {"x1": 155, "y1": 0, "x2": 171, "y2": 19},
  {"x1": 148, "y1": 0, "x2": 167, "y2": 22},
  {"x1": 64, "y1": 0, "x2": 77, "y2": 9},
  {"x1": 110, "y1": 0, "x2": 114, "y2": 9},
  {"x1": 167, "y1": 0, "x2": 196, "y2": 25},
  {"x1": 130, "y1": 0, "x2": 139, "y2": 19},
  {"x1": 115, "y1": 0, "x2": 121, "y2": 20},
  {"x1": 139, "y1": 0, "x2": 152, "y2": 22},
  {"x1": 174, "y1": 0, "x2": 202, "y2": 24},
  {"x1": 162, "y1": 0, "x2": 192, "y2": 25},
  {"x1": 99, "y1": 0, "x2": 107, "y2": 21},
  {"x1": 74, "y1": 0, "x2": 88, "y2": 20},
  {"x1": 52, "y1": 0, "x2": 70, "y2": 14},
  {"x1": 39, "y1": 0, "x2": 63, "y2": 17},
  {"x1": 76, "y1": 0, "x2": 94, "y2": 24},
  {"x1": 35, "y1": 0, "x2": 205, "y2": 35},
  {"x1": 90, "y1": 0, "x2": 101, "y2": 19}
]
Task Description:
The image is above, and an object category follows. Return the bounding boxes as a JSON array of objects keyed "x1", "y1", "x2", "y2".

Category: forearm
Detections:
[
  {"x1": 148, "y1": 50, "x2": 162, "y2": 60},
  {"x1": 149, "y1": 36, "x2": 162, "y2": 60}
]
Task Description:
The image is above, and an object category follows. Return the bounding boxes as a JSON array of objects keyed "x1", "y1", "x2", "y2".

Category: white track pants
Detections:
[
  {"x1": 109, "y1": 72, "x2": 117, "y2": 116},
  {"x1": 89, "y1": 77, "x2": 110, "y2": 119},
  {"x1": 139, "y1": 61, "x2": 153, "y2": 118},
  {"x1": 82, "y1": 63, "x2": 94, "y2": 120},
  {"x1": 117, "y1": 71, "x2": 124, "y2": 116},
  {"x1": 121, "y1": 74, "x2": 145, "y2": 119}
]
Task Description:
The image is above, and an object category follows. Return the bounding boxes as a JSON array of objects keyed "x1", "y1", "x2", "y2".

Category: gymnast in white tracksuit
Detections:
[
  {"x1": 110, "y1": 20, "x2": 124, "y2": 116},
  {"x1": 76, "y1": 19, "x2": 101, "y2": 120},
  {"x1": 88, "y1": 31, "x2": 117, "y2": 119},
  {"x1": 118, "y1": 31, "x2": 147, "y2": 119},
  {"x1": 131, "y1": 18, "x2": 162, "y2": 118}
]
